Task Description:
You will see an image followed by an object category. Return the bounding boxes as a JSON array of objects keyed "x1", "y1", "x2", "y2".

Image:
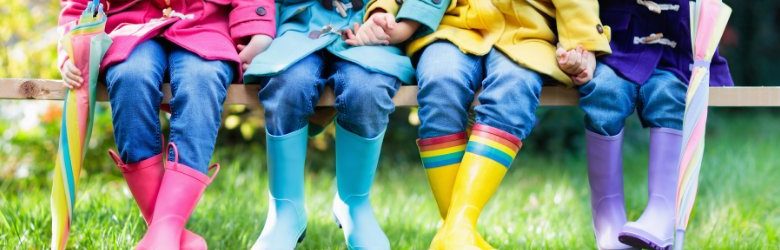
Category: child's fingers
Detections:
[
  {"x1": 237, "y1": 44, "x2": 246, "y2": 51},
  {"x1": 575, "y1": 51, "x2": 587, "y2": 74},
  {"x1": 384, "y1": 14, "x2": 397, "y2": 29},
  {"x1": 373, "y1": 13, "x2": 396, "y2": 30},
  {"x1": 358, "y1": 24, "x2": 383, "y2": 45},
  {"x1": 566, "y1": 50, "x2": 580, "y2": 67},
  {"x1": 570, "y1": 53, "x2": 587, "y2": 75},
  {"x1": 344, "y1": 28, "x2": 357, "y2": 40},
  {"x1": 556, "y1": 47, "x2": 567, "y2": 58},
  {"x1": 65, "y1": 70, "x2": 83, "y2": 86},
  {"x1": 344, "y1": 29, "x2": 362, "y2": 46},
  {"x1": 568, "y1": 51, "x2": 582, "y2": 69},
  {"x1": 364, "y1": 28, "x2": 384, "y2": 45},
  {"x1": 63, "y1": 60, "x2": 82, "y2": 76},
  {"x1": 69, "y1": 62, "x2": 82, "y2": 76},
  {"x1": 345, "y1": 38, "x2": 360, "y2": 46},
  {"x1": 560, "y1": 52, "x2": 579, "y2": 73},
  {"x1": 345, "y1": 29, "x2": 363, "y2": 46},
  {"x1": 372, "y1": 14, "x2": 388, "y2": 29},
  {"x1": 575, "y1": 70, "x2": 592, "y2": 84},
  {"x1": 370, "y1": 25, "x2": 389, "y2": 41},
  {"x1": 62, "y1": 79, "x2": 75, "y2": 89},
  {"x1": 64, "y1": 76, "x2": 81, "y2": 89},
  {"x1": 359, "y1": 33, "x2": 374, "y2": 46}
]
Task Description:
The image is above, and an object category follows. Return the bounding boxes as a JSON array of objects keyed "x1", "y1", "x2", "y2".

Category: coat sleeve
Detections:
[
  {"x1": 366, "y1": 0, "x2": 452, "y2": 37},
  {"x1": 395, "y1": 0, "x2": 452, "y2": 36},
  {"x1": 58, "y1": 0, "x2": 88, "y2": 69},
  {"x1": 228, "y1": 0, "x2": 276, "y2": 43},
  {"x1": 553, "y1": 0, "x2": 612, "y2": 55},
  {"x1": 709, "y1": 50, "x2": 734, "y2": 86},
  {"x1": 366, "y1": 0, "x2": 401, "y2": 18}
]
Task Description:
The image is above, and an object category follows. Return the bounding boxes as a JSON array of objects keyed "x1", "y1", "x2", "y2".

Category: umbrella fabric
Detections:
[
  {"x1": 673, "y1": 0, "x2": 731, "y2": 249},
  {"x1": 51, "y1": 1, "x2": 112, "y2": 249}
]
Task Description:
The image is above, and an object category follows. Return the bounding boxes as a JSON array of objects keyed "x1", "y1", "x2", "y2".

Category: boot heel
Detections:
[{"x1": 297, "y1": 228, "x2": 307, "y2": 243}]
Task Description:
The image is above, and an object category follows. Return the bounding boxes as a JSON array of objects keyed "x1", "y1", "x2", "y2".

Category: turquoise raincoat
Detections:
[{"x1": 244, "y1": 1, "x2": 416, "y2": 84}]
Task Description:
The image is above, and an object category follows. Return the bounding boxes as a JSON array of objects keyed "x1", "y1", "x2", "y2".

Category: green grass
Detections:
[{"x1": 1, "y1": 111, "x2": 779, "y2": 249}]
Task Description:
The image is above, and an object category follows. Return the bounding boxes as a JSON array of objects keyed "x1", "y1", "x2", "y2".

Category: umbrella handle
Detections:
[{"x1": 90, "y1": 0, "x2": 102, "y2": 17}]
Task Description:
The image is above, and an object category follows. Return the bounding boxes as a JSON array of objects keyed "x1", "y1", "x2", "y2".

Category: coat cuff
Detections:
[
  {"x1": 558, "y1": 23, "x2": 612, "y2": 55},
  {"x1": 229, "y1": 4, "x2": 276, "y2": 42},
  {"x1": 365, "y1": 0, "x2": 401, "y2": 21},
  {"x1": 396, "y1": 0, "x2": 449, "y2": 37}
]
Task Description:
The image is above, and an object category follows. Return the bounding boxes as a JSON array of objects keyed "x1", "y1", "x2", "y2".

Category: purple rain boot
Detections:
[
  {"x1": 619, "y1": 128, "x2": 683, "y2": 250},
  {"x1": 586, "y1": 130, "x2": 634, "y2": 250}
]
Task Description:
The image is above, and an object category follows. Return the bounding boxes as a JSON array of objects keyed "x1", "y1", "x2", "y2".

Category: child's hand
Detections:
[
  {"x1": 557, "y1": 46, "x2": 596, "y2": 86},
  {"x1": 344, "y1": 13, "x2": 396, "y2": 46},
  {"x1": 60, "y1": 59, "x2": 83, "y2": 89},
  {"x1": 344, "y1": 12, "x2": 421, "y2": 46},
  {"x1": 237, "y1": 34, "x2": 273, "y2": 70}
]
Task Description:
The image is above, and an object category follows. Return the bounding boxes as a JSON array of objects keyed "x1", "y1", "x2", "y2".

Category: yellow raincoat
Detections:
[{"x1": 367, "y1": 0, "x2": 612, "y2": 86}]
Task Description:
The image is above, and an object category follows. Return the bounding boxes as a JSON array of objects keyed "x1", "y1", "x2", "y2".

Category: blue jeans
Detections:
[
  {"x1": 258, "y1": 51, "x2": 401, "y2": 138},
  {"x1": 416, "y1": 41, "x2": 543, "y2": 140},
  {"x1": 105, "y1": 39, "x2": 233, "y2": 173},
  {"x1": 578, "y1": 63, "x2": 687, "y2": 136}
]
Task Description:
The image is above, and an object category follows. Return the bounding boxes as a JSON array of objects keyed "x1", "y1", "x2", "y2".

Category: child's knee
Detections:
[
  {"x1": 174, "y1": 61, "x2": 233, "y2": 89},
  {"x1": 105, "y1": 62, "x2": 162, "y2": 93},
  {"x1": 417, "y1": 43, "x2": 479, "y2": 86},
  {"x1": 586, "y1": 118, "x2": 626, "y2": 137},
  {"x1": 337, "y1": 85, "x2": 395, "y2": 122}
]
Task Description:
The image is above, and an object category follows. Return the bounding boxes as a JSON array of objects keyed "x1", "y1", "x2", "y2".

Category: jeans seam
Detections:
[
  {"x1": 333, "y1": 66, "x2": 347, "y2": 125},
  {"x1": 305, "y1": 63, "x2": 326, "y2": 131},
  {"x1": 167, "y1": 53, "x2": 179, "y2": 161}
]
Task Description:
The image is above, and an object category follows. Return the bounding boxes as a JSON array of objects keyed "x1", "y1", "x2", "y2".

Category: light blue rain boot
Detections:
[
  {"x1": 252, "y1": 127, "x2": 308, "y2": 250},
  {"x1": 332, "y1": 123, "x2": 391, "y2": 250}
]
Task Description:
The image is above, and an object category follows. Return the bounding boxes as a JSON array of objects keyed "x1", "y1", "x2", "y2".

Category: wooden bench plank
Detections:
[{"x1": 2, "y1": 78, "x2": 779, "y2": 107}]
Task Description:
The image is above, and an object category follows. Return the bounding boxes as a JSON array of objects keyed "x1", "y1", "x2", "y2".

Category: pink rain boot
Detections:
[
  {"x1": 109, "y1": 150, "x2": 208, "y2": 250},
  {"x1": 135, "y1": 143, "x2": 219, "y2": 250}
]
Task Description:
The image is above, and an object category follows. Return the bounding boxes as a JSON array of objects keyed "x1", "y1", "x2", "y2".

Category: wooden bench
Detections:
[{"x1": 3, "y1": 78, "x2": 780, "y2": 107}]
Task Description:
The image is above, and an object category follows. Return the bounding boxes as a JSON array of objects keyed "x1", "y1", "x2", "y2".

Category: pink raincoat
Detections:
[{"x1": 59, "y1": 0, "x2": 276, "y2": 76}]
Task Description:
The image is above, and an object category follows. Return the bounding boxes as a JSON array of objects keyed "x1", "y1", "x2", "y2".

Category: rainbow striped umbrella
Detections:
[
  {"x1": 51, "y1": 1, "x2": 112, "y2": 249},
  {"x1": 673, "y1": 0, "x2": 731, "y2": 249}
]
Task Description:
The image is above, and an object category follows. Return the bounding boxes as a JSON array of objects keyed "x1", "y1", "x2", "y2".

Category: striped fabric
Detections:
[
  {"x1": 466, "y1": 124, "x2": 522, "y2": 168},
  {"x1": 52, "y1": 2, "x2": 112, "y2": 249},
  {"x1": 675, "y1": 1, "x2": 732, "y2": 247},
  {"x1": 418, "y1": 132, "x2": 468, "y2": 169}
]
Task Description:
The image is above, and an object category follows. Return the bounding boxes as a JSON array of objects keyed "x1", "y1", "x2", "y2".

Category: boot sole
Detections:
[
  {"x1": 618, "y1": 231, "x2": 670, "y2": 250},
  {"x1": 297, "y1": 228, "x2": 307, "y2": 243},
  {"x1": 333, "y1": 213, "x2": 342, "y2": 229}
]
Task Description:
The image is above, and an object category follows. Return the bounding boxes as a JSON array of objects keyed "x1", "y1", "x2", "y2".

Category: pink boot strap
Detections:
[{"x1": 166, "y1": 142, "x2": 221, "y2": 184}]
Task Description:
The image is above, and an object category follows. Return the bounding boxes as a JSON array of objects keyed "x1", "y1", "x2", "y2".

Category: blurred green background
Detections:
[{"x1": 1, "y1": 0, "x2": 779, "y2": 249}]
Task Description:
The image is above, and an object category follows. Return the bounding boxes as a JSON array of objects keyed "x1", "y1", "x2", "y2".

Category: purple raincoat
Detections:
[{"x1": 599, "y1": 0, "x2": 733, "y2": 86}]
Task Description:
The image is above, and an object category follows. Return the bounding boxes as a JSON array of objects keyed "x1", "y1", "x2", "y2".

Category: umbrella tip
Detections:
[{"x1": 673, "y1": 230, "x2": 686, "y2": 250}]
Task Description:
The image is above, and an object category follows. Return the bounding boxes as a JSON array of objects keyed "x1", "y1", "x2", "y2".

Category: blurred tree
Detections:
[
  {"x1": 0, "y1": 0, "x2": 60, "y2": 79},
  {"x1": 721, "y1": 0, "x2": 780, "y2": 86}
]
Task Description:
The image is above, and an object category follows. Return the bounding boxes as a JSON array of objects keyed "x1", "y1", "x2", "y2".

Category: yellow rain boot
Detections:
[
  {"x1": 418, "y1": 132, "x2": 492, "y2": 249},
  {"x1": 417, "y1": 132, "x2": 469, "y2": 218},
  {"x1": 429, "y1": 124, "x2": 522, "y2": 250}
]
